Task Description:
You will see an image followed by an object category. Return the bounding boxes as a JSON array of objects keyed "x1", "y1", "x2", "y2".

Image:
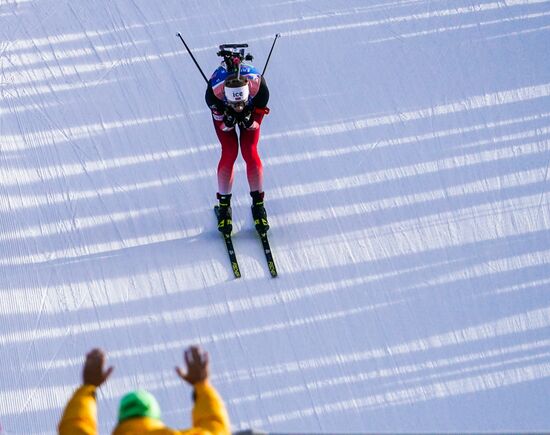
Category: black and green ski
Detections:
[
  {"x1": 258, "y1": 230, "x2": 277, "y2": 277},
  {"x1": 214, "y1": 206, "x2": 278, "y2": 278},
  {"x1": 214, "y1": 206, "x2": 241, "y2": 278}
]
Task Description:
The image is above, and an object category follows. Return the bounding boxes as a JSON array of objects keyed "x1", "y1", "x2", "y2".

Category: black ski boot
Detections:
[
  {"x1": 217, "y1": 193, "x2": 232, "y2": 235},
  {"x1": 251, "y1": 191, "x2": 269, "y2": 233}
]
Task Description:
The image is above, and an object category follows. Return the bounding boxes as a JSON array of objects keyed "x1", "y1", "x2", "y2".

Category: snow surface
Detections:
[{"x1": 1, "y1": 0, "x2": 550, "y2": 433}]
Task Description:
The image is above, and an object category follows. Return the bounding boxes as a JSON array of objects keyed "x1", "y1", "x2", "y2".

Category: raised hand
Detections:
[
  {"x1": 82, "y1": 348, "x2": 114, "y2": 387},
  {"x1": 175, "y1": 345, "x2": 209, "y2": 385}
]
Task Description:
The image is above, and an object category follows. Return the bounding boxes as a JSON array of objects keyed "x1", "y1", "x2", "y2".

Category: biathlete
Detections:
[{"x1": 205, "y1": 46, "x2": 270, "y2": 235}]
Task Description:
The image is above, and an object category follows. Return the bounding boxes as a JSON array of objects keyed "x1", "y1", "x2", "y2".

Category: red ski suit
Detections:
[
  {"x1": 205, "y1": 64, "x2": 270, "y2": 195},
  {"x1": 212, "y1": 107, "x2": 268, "y2": 194}
]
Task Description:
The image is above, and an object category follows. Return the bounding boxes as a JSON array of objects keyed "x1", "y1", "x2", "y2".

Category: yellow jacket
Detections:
[{"x1": 58, "y1": 381, "x2": 231, "y2": 435}]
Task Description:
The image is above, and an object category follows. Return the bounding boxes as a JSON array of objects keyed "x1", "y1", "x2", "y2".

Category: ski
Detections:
[
  {"x1": 214, "y1": 206, "x2": 241, "y2": 278},
  {"x1": 214, "y1": 205, "x2": 277, "y2": 278},
  {"x1": 257, "y1": 231, "x2": 278, "y2": 278}
]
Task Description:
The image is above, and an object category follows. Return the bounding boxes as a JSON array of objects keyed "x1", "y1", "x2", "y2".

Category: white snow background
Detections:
[{"x1": 1, "y1": 0, "x2": 550, "y2": 433}]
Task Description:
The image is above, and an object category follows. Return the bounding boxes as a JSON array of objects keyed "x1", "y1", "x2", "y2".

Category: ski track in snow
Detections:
[{"x1": 1, "y1": 0, "x2": 549, "y2": 433}]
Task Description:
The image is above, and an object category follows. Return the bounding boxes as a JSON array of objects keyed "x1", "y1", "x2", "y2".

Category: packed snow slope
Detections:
[{"x1": 1, "y1": 0, "x2": 550, "y2": 433}]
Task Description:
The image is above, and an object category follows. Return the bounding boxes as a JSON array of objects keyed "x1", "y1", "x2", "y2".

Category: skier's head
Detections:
[{"x1": 224, "y1": 76, "x2": 249, "y2": 112}]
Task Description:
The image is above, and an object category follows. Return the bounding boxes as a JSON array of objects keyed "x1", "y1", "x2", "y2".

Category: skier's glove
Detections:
[
  {"x1": 239, "y1": 109, "x2": 259, "y2": 130},
  {"x1": 222, "y1": 111, "x2": 237, "y2": 131}
]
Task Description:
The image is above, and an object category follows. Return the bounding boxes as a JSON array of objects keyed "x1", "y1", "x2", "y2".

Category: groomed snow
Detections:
[{"x1": 1, "y1": 0, "x2": 549, "y2": 433}]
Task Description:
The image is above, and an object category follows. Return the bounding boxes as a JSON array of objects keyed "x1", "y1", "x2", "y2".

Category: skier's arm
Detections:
[
  {"x1": 252, "y1": 76, "x2": 269, "y2": 109},
  {"x1": 237, "y1": 76, "x2": 269, "y2": 130},
  {"x1": 205, "y1": 83, "x2": 226, "y2": 113}
]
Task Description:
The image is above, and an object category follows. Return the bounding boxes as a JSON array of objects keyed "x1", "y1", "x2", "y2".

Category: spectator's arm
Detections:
[
  {"x1": 175, "y1": 346, "x2": 231, "y2": 435},
  {"x1": 58, "y1": 349, "x2": 113, "y2": 435},
  {"x1": 192, "y1": 381, "x2": 231, "y2": 435},
  {"x1": 58, "y1": 385, "x2": 98, "y2": 435}
]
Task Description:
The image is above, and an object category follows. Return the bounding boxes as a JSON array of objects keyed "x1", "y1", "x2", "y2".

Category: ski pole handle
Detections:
[
  {"x1": 261, "y1": 33, "x2": 280, "y2": 77},
  {"x1": 177, "y1": 33, "x2": 208, "y2": 84}
]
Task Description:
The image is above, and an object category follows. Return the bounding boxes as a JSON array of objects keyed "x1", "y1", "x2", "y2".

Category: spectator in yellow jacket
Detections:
[{"x1": 58, "y1": 345, "x2": 231, "y2": 435}]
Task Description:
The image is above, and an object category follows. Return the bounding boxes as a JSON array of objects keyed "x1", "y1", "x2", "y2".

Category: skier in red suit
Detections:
[{"x1": 205, "y1": 55, "x2": 270, "y2": 235}]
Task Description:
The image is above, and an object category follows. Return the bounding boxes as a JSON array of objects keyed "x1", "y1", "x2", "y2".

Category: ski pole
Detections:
[
  {"x1": 261, "y1": 33, "x2": 280, "y2": 77},
  {"x1": 176, "y1": 33, "x2": 208, "y2": 84}
]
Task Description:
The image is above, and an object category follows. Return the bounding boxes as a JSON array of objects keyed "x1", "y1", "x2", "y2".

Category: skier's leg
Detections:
[
  {"x1": 213, "y1": 119, "x2": 238, "y2": 234},
  {"x1": 214, "y1": 119, "x2": 239, "y2": 195},
  {"x1": 239, "y1": 109, "x2": 267, "y2": 193},
  {"x1": 240, "y1": 108, "x2": 270, "y2": 232}
]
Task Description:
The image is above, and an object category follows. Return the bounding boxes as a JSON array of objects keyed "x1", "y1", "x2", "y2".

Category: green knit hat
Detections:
[{"x1": 118, "y1": 390, "x2": 161, "y2": 423}]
